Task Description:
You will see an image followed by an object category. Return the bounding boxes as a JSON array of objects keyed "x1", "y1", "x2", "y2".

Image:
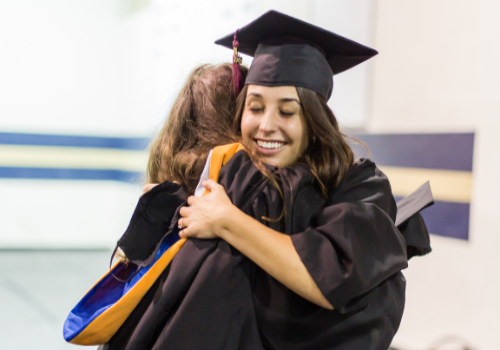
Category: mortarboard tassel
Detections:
[{"x1": 232, "y1": 30, "x2": 244, "y2": 97}]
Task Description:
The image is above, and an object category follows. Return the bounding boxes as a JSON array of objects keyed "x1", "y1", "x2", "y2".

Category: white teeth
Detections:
[{"x1": 257, "y1": 140, "x2": 284, "y2": 149}]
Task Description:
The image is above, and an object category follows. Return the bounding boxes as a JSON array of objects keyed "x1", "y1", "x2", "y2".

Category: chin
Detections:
[
  {"x1": 264, "y1": 158, "x2": 281, "y2": 167},
  {"x1": 263, "y1": 156, "x2": 294, "y2": 168}
]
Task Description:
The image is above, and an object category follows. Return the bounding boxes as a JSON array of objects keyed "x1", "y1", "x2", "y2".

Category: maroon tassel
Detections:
[{"x1": 232, "y1": 30, "x2": 244, "y2": 97}]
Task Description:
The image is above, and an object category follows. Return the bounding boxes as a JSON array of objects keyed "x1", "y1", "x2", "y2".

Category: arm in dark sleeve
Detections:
[
  {"x1": 117, "y1": 181, "x2": 188, "y2": 267},
  {"x1": 291, "y1": 159, "x2": 408, "y2": 312}
]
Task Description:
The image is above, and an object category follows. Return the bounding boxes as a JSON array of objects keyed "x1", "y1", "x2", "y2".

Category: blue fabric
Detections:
[
  {"x1": 123, "y1": 231, "x2": 180, "y2": 294},
  {"x1": 63, "y1": 230, "x2": 180, "y2": 342}
]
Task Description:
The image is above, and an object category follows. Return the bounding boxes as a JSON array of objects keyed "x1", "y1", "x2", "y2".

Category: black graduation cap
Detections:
[{"x1": 215, "y1": 10, "x2": 378, "y2": 100}]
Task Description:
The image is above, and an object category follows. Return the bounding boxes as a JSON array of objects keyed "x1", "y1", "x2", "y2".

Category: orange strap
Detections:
[
  {"x1": 204, "y1": 143, "x2": 245, "y2": 196},
  {"x1": 70, "y1": 142, "x2": 246, "y2": 345}
]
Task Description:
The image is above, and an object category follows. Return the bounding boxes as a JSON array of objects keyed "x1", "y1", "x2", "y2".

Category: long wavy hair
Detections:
[
  {"x1": 146, "y1": 63, "x2": 248, "y2": 193},
  {"x1": 233, "y1": 85, "x2": 355, "y2": 197}
]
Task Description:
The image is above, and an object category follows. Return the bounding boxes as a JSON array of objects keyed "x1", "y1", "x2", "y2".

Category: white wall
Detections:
[
  {"x1": 0, "y1": 0, "x2": 259, "y2": 248},
  {"x1": 0, "y1": 0, "x2": 376, "y2": 248},
  {"x1": 0, "y1": 180, "x2": 140, "y2": 248},
  {"x1": 314, "y1": 0, "x2": 376, "y2": 129},
  {"x1": 0, "y1": 0, "x2": 374, "y2": 143},
  {"x1": 0, "y1": 0, "x2": 259, "y2": 137},
  {"x1": 371, "y1": 1, "x2": 500, "y2": 349},
  {"x1": 0, "y1": 0, "x2": 139, "y2": 136}
]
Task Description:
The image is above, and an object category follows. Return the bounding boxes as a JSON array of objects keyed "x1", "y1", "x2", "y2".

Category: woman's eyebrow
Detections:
[
  {"x1": 247, "y1": 92, "x2": 263, "y2": 98},
  {"x1": 279, "y1": 98, "x2": 301, "y2": 104}
]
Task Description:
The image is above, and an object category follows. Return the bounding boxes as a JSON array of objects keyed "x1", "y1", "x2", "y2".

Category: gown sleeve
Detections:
[
  {"x1": 117, "y1": 181, "x2": 187, "y2": 267},
  {"x1": 290, "y1": 159, "x2": 408, "y2": 313},
  {"x1": 398, "y1": 212, "x2": 432, "y2": 259}
]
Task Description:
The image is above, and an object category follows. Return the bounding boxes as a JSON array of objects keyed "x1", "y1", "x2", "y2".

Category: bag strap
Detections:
[{"x1": 109, "y1": 245, "x2": 143, "y2": 283}]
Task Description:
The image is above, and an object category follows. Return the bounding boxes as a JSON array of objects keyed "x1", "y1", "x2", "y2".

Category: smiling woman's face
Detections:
[{"x1": 240, "y1": 85, "x2": 309, "y2": 167}]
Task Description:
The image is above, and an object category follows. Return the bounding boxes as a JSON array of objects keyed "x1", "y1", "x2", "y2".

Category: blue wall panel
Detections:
[
  {"x1": 0, "y1": 167, "x2": 142, "y2": 183},
  {"x1": 358, "y1": 133, "x2": 475, "y2": 241},
  {"x1": 0, "y1": 132, "x2": 150, "y2": 150}
]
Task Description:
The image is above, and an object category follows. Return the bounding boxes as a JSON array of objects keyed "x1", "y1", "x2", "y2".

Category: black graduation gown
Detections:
[
  {"x1": 249, "y1": 158, "x2": 408, "y2": 350},
  {"x1": 107, "y1": 152, "x2": 411, "y2": 350}
]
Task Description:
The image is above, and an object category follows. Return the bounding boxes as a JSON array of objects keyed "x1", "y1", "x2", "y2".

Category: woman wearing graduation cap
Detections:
[
  {"x1": 173, "y1": 10, "x2": 410, "y2": 350},
  {"x1": 102, "y1": 11, "x2": 431, "y2": 350}
]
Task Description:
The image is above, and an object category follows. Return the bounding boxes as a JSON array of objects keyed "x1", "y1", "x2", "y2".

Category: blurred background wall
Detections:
[
  {"x1": 0, "y1": 0, "x2": 375, "y2": 246},
  {"x1": 371, "y1": 1, "x2": 500, "y2": 349},
  {"x1": 0, "y1": 0, "x2": 498, "y2": 349}
]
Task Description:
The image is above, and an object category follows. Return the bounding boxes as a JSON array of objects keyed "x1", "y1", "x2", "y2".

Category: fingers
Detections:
[
  {"x1": 202, "y1": 179, "x2": 222, "y2": 192},
  {"x1": 187, "y1": 196, "x2": 200, "y2": 206},
  {"x1": 114, "y1": 247, "x2": 129, "y2": 263},
  {"x1": 142, "y1": 183, "x2": 158, "y2": 194},
  {"x1": 178, "y1": 215, "x2": 191, "y2": 238},
  {"x1": 178, "y1": 216, "x2": 190, "y2": 229},
  {"x1": 179, "y1": 206, "x2": 191, "y2": 217},
  {"x1": 178, "y1": 206, "x2": 191, "y2": 232},
  {"x1": 179, "y1": 228, "x2": 189, "y2": 238}
]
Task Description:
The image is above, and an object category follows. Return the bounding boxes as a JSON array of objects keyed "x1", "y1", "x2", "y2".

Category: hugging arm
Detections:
[
  {"x1": 180, "y1": 158, "x2": 408, "y2": 312},
  {"x1": 181, "y1": 186, "x2": 334, "y2": 309},
  {"x1": 117, "y1": 181, "x2": 188, "y2": 267}
]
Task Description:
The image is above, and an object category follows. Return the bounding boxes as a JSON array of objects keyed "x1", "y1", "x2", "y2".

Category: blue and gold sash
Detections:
[{"x1": 63, "y1": 143, "x2": 245, "y2": 345}]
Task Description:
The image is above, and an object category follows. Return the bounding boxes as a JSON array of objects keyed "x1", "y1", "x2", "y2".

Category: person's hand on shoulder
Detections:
[{"x1": 178, "y1": 179, "x2": 235, "y2": 239}]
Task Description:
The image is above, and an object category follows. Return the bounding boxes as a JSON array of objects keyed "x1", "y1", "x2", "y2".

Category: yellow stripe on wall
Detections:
[
  {"x1": 0, "y1": 145, "x2": 148, "y2": 172},
  {"x1": 379, "y1": 166, "x2": 472, "y2": 203},
  {"x1": 0, "y1": 145, "x2": 473, "y2": 203}
]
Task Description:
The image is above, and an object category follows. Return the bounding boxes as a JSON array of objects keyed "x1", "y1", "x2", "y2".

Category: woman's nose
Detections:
[{"x1": 259, "y1": 110, "x2": 278, "y2": 134}]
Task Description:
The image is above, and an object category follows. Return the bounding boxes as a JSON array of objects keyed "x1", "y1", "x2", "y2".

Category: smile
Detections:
[{"x1": 256, "y1": 140, "x2": 285, "y2": 149}]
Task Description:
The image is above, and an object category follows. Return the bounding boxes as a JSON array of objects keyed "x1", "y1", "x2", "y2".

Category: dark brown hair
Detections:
[
  {"x1": 146, "y1": 63, "x2": 248, "y2": 193},
  {"x1": 233, "y1": 85, "x2": 354, "y2": 197}
]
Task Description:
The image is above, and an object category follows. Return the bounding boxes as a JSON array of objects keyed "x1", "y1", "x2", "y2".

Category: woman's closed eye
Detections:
[
  {"x1": 250, "y1": 107, "x2": 264, "y2": 113},
  {"x1": 279, "y1": 110, "x2": 295, "y2": 116},
  {"x1": 247, "y1": 102, "x2": 264, "y2": 113}
]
